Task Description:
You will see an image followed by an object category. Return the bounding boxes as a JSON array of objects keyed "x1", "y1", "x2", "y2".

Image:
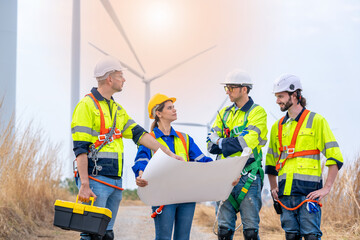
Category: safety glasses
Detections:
[{"x1": 224, "y1": 85, "x2": 242, "y2": 92}]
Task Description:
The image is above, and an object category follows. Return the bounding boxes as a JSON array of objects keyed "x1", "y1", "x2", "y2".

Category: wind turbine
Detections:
[
  {"x1": 172, "y1": 96, "x2": 229, "y2": 157},
  {"x1": 93, "y1": 0, "x2": 216, "y2": 129},
  {"x1": 173, "y1": 96, "x2": 229, "y2": 133}
]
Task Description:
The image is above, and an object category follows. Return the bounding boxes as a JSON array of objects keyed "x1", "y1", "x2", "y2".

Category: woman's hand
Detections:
[{"x1": 136, "y1": 171, "x2": 148, "y2": 187}]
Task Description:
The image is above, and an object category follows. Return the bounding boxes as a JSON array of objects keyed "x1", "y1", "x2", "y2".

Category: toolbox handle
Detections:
[{"x1": 76, "y1": 195, "x2": 95, "y2": 206}]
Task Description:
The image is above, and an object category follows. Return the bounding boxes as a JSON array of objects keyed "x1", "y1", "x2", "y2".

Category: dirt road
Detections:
[{"x1": 114, "y1": 205, "x2": 217, "y2": 240}]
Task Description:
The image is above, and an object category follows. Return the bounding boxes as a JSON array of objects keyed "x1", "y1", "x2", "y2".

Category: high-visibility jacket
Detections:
[
  {"x1": 71, "y1": 88, "x2": 146, "y2": 177},
  {"x1": 132, "y1": 127, "x2": 212, "y2": 177},
  {"x1": 265, "y1": 108, "x2": 343, "y2": 197},
  {"x1": 207, "y1": 97, "x2": 268, "y2": 167}
]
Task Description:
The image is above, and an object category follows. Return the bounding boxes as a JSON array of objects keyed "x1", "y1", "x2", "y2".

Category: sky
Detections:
[{"x1": 15, "y1": 0, "x2": 360, "y2": 189}]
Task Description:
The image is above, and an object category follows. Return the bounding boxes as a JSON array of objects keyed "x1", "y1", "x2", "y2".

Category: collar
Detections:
[
  {"x1": 91, "y1": 87, "x2": 114, "y2": 101},
  {"x1": 153, "y1": 127, "x2": 178, "y2": 138},
  {"x1": 281, "y1": 107, "x2": 306, "y2": 125},
  {"x1": 225, "y1": 97, "x2": 254, "y2": 112}
]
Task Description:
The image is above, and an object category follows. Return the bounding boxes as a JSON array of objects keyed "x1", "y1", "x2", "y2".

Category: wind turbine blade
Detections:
[
  {"x1": 269, "y1": 111, "x2": 279, "y2": 121},
  {"x1": 99, "y1": 0, "x2": 146, "y2": 73},
  {"x1": 147, "y1": 45, "x2": 216, "y2": 82},
  {"x1": 172, "y1": 122, "x2": 207, "y2": 128},
  {"x1": 89, "y1": 42, "x2": 144, "y2": 79},
  {"x1": 208, "y1": 97, "x2": 228, "y2": 125}
]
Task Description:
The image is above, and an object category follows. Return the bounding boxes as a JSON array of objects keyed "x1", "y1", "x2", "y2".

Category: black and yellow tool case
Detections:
[{"x1": 53, "y1": 196, "x2": 112, "y2": 236}]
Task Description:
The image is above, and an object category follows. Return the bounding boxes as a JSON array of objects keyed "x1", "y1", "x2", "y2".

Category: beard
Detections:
[{"x1": 280, "y1": 98, "x2": 293, "y2": 112}]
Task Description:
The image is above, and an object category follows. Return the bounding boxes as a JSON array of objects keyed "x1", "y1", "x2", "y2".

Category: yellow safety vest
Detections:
[
  {"x1": 150, "y1": 131, "x2": 189, "y2": 161},
  {"x1": 266, "y1": 110, "x2": 343, "y2": 196},
  {"x1": 71, "y1": 91, "x2": 143, "y2": 177}
]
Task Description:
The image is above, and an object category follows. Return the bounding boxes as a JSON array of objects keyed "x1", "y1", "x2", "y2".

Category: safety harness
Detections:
[
  {"x1": 221, "y1": 104, "x2": 264, "y2": 212},
  {"x1": 149, "y1": 131, "x2": 189, "y2": 218},
  {"x1": 275, "y1": 109, "x2": 320, "y2": 171},
  {"x1": 73, "y1": 93, "x2": 124, "y2": 192}
]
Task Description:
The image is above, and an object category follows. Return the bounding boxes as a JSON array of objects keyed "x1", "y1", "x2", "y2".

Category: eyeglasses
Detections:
[{"x1": 224, "y1": 85, "x2": 242, "y2": 92}]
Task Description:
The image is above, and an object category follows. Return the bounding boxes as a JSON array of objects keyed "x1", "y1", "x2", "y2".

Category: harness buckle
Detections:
[
  {"x1": 287, "y1": 148, "x2": 295, "y2": 154},
  {"x1": 248, "y1": 173, "x2": 257, "y2": 181},
  {"x1": 98, "y1": 134, "x2": 106, "y2": 141},
  {"x1": 241, "y1": 169, "x2": 248, "y2": 176},
  {"x1": 114, "y1": 128, "x2": 122, "y2": 136}
]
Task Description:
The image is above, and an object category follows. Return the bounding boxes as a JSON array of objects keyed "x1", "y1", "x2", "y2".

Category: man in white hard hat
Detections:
[
  {"x1": 266, "y1": 74, "x2": 343, "y2": 240},
  {"x1": 71, "y1": 55, "x2": 183, "y2": 240},
  {"x1": 207, "y1": 69, "x2": 268, "y2": 240}
]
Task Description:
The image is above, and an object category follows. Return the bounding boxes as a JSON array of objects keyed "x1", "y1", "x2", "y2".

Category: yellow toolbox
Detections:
[{"x1": 53, "y1": 196, "x2": 112, "y2": 236}]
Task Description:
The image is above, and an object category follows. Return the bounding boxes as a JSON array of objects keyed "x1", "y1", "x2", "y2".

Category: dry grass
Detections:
[
  {"x1": 193, "y1": 157, "x2": 360, "y2": 239},
  {"x1": 0, "y1": 118, "x2": 74, "y2": 239}
]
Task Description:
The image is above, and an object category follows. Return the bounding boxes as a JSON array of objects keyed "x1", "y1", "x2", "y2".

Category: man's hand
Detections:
[
  {"x1": 169, "y1": 151, "x2": 185, "y2": 161},
  {"x1": 306, "y1": 187, "x2": 330, "y2": 202},
  {"x1": 136, "y1": 171, "x2": 148, "y2": 187},
  {"x1": 271, "y1": 187, "x2": 279, "y2": 201},
  {"x1": 207, "y1": 131, "x2": 220, "y2": 144},
  {"x1": 307, "y1": 164, "x2": 338, "y2": 202},
  {"x1": 232, "y1": 176, "x2": 241, "y2": 186},
  {"x1": 78, "y1": 182, "x2": 97, "y2": 202}
]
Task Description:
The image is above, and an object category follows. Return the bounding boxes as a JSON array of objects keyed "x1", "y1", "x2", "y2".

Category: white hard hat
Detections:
[
  {"x1": 273, "y1": 74, "x2": 302, "y2": 93},
  {"x1": 221, "y1": 69, "x2": 253, "y2": 88},
  {"x1": 94, "y1": 55, "x2": 127, "y2": 78}
]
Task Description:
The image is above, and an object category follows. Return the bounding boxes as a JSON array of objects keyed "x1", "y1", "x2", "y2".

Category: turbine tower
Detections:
[
  {"x1": 93, "y1": 0, "x2": 216, "y2": 129},
  {"x1": 0, "y1": 1, "x2": 17, "y2": 126}
]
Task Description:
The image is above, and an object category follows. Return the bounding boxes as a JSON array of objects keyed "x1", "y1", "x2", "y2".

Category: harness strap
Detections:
[
  {"x1": 228, "y1": 156, "x2": 262, "y2": 212},
  {"x1": 223, "y1": 104, "x2": 263, "y2": 212},
  {"x1": 276, "y1": 109, "x2": 320, "y2": 171},
  {"x1": 86, "y1": 93, "x2": 123, "y2": 149},
  {"x1": 228, "y1": 104, "x2": 258, "y2": 138}
]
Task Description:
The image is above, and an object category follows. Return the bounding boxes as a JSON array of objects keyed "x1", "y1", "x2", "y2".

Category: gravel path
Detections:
[{"x1": 114, "y1": 206, "x2": 217, "y2": 240}]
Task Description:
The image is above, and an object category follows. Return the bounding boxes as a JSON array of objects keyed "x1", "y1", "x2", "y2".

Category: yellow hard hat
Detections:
[{"x1": 148, "y1": 93, "x2": 176, "y2": 119}]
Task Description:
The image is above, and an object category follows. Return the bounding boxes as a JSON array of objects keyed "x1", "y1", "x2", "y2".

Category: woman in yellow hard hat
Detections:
[{"x1": 132, "y1": 93, "x2": 213, "y2": 240}]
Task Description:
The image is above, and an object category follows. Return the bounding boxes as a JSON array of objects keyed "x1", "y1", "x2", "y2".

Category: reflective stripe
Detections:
[
  {"x1": 178, "y1": 132, "x2": 187, "y2": 141},
  {"x1": 71, "y1": 126, "x2": 99, "y2": 136},
  {"x1": 122, "y1": 119, "x2": 136, "y2": 133},
  {"x1": 212, "y1": 126, "x2": 222, "y2": 132},
  {"x1": 293, "y1": 173, "x2": 322, "y2": 182},
  {"x1": 322, "y1": 141, "x2": 339, "y2": 155},
  {"x1": 268, "y1": 147, "x2": 274, "y2": 155},
  {"x1": 268, "y1": 148, "x2": 279, "y2": 159},
  {"x1": 194, "y1": 154, "x2": 205, "y2": 162},
  {"x1": 306, "y1": 112, "x2": 316, "y2": 128},
  {"x1": 87, "y1": 95, "x2": 99, "y2": 109},
  {"x1": 258, "y1": 138, "x2": 267, "y2": 146},
  {"x1": 88, "y1": 151, "x2": 118, "y2": 159},
  {"x1": 325, "y1": 141, "x2": 339, "y2": 149},
  {"x1": 237, "y1": 136, "x2": 248, "y2": 149},
  {"x1": 278, "y1": 173, "x2": 287, "y2": 182},
  {"x1": 279, "y1": 153, "x2": 320, "y2": 160},
  {"x1": 134, "y1": 158, "x2": 150, "y2": 163},
  {"x1": 247, "y1": 125, "x2": 261, "y2": 135}
]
